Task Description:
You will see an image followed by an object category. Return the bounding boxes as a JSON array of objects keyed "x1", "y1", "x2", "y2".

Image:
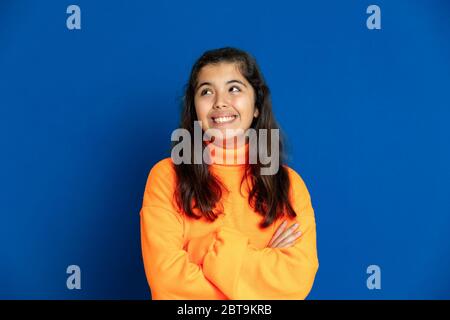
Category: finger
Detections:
[
  {"x1": 274, "y1": 232, "x2": 302, "y2": 249},
  {"x1": 276, "y1": 241, "x2": 295, "y2": 248},
  {"x1": 267, "y1": 220, "x2": 287, "y2": 247},
  {"x1": 270, "y1": 223, "x2": 296, "y2": 248},
  {"x1": 271, "y1": 222, "x2": 299, "y2": 248},
  {"x1": 268, "y1": 221, "x2": 287, "y2": 247},
  {"x1": 274, "y1": 230, "x2": 302, "y2": 248}
]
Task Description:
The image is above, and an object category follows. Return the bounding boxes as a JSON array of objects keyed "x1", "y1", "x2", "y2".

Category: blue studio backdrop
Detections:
[{"x1": 1, "y1": 0, "x2": 449, "y2": 299}]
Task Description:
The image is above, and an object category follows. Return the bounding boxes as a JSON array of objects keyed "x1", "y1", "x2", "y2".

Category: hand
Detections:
[
  {"x1": 186, "y1": 232, "x2": 217, "y2": 266},
  {"x1": 267, "y1": 220, "x2": 302, "y2": 248}
]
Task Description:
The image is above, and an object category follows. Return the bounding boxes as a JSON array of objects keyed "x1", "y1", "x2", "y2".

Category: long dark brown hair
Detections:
[{"x1": 173, "y1": 47, "x2": 296, "y2": 228}]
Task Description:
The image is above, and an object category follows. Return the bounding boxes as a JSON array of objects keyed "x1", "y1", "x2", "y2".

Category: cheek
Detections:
[
  {"x1": 194, "y1": 99, "x2": 207, "y2": 118},
  {"x1": 194, "y1": 99, "x2": 211, "y2": 128},
  {"x1": 233, "y1": 95, "x2": 255, "y2": 121}
]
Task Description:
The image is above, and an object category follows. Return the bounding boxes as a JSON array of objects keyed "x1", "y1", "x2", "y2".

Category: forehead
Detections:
[{"x1": 197, "y1": 62, "x2": 245, "y2": 82}]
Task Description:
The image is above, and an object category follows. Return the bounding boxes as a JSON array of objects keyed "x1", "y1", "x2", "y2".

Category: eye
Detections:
[
  {"x1": 229, "y1": 86, "x2": 241, "y2": 93},
  {"x1": 200, "y1": 88, "x2": 212, "y2": 96}
]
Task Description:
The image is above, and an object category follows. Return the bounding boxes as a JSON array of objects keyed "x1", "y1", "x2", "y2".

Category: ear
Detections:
[{"x1": 254, "y1": 108, "x2": 260, "y2": 118}]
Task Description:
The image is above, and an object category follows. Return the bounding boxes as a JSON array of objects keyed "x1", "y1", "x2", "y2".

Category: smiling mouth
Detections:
[{"x1": 211, "y1": 115, "x2": 238, "y2": 124}]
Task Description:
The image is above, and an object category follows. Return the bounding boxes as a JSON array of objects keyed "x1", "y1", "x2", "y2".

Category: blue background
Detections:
[{"x1": 1, "y1": 0, "x2": 449, "y2": 299}]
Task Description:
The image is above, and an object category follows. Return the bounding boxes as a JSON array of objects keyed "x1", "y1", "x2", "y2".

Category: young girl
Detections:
[{"x1": 140, "y1": 47, "x2": 319, "y2": 300}]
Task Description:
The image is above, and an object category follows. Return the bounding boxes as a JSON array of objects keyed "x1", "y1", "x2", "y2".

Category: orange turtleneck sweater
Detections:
[{"x1": 139, "y1": 141, "x2": 319, "y2": 300}]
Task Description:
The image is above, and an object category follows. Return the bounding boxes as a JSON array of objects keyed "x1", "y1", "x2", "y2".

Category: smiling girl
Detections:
[{"x1": 140, "y1": 47, "x2": 319, "y2": 300}]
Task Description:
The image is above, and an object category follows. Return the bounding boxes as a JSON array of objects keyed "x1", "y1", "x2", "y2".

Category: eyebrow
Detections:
[{"x1": 196, "y1": 79, "x2": 247, "y2": 92}]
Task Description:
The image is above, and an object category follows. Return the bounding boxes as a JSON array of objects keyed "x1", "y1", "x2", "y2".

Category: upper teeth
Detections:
[{"x1": 213, "y1": 116, "x2": 236, "y2": 123}]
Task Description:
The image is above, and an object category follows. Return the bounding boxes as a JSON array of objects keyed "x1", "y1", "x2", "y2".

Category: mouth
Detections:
[{"x1": 211, "y1": 114, "x2": 238, "y2": 124}]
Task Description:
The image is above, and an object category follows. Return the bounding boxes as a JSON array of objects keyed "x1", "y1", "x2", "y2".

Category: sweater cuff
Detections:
[{"x1": 202, "y1": 227, "x2": 249, "y2": 298}]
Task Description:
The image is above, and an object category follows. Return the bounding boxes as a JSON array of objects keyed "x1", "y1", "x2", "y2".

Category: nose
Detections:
[{"x1": 213, "y1": 91, "x2": 229, "y2": 109}]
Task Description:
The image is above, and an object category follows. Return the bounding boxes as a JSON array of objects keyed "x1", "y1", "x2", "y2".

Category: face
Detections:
[{"x1": 194, "y1": 62, "x2": 259, "y2": 144}]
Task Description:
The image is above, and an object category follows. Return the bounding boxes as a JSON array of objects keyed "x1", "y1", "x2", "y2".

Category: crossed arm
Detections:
[{"x1": 140, "y1": 163, "x2": 319, "y2": 300}]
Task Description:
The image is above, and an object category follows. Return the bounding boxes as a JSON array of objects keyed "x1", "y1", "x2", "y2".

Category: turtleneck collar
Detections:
[{"x1": 204, "y1": 139, "x2": 250, "y2": 167}]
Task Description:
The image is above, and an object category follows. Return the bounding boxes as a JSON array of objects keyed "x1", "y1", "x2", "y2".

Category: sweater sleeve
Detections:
[
  {"x1": 140, "y1": 159, "x2": 228, "y2": 300},
  {"x1": 202, "y1": 168, "x2": 319, "y2": 300}
]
